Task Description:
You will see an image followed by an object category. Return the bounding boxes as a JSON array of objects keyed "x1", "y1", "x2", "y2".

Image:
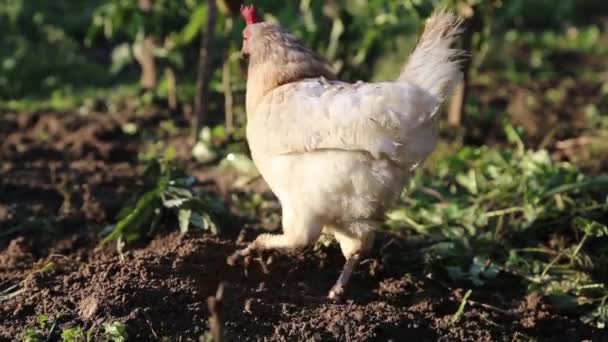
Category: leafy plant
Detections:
[
  {"x1": 102, "y1": 322, "x2": 128, "y2": 342},
  {"x1": 21, "y1": 317, "x2": 128, "y2": 342},
  {"x1": 86, "y1": 0, "x2": 200, "y2": 72},
  {"x1": 101, "y1": 148, "x2": 222, "y2": 249},
  {"x1": 389, "y1": 125, "x2": 608, "y2": 324},
  {"x1": 0, "y1": 0, "x2": 109, "y2": 99},
  {"x1": 61, "y1": 327, "x2": 85, "y2": 342},
  {"x1": 22, "y1": 328, "x2": 44, "y2": 342}
]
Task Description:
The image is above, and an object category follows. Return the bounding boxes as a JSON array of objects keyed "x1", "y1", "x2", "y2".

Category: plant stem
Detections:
[
  {"x1": 572, "y1": 234, "x2": 589, "y2": 258},
  {"x1": 451, "y1": 289, "x2": 472, "y2": 324},
  {"x1": 193, "y1": 0, "x2": 218, "y2": 144}
]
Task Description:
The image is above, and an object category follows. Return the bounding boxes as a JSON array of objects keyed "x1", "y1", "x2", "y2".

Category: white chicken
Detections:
[{"x1": 228, "y1": 5, "x2": 464, "y2": 299}]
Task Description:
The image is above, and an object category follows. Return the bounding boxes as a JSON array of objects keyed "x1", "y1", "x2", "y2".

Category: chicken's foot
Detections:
[
  {"x1": 328, "y1": 253, "x2": 361, "y2": 300},
  {"x1": 226, "y1": 241, "x2": 256, "y2": 266},
  {"x1": 227, "y1": 233, "x2": 310, "y2": 266}
]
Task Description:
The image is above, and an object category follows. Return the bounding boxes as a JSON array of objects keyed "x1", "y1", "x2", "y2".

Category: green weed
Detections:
[
  {"x1": 102, "y1": 322, "x2": 128, "y2": 342},
  {"x1": 389, "y1": 125, "x2": 608, "y2": 326},
  {"x1": 21, "y1": 316, "x2": 127, "y2": 342},
  {"x1": 101, "y1": 148, "x2": 223, "y2": 251}
]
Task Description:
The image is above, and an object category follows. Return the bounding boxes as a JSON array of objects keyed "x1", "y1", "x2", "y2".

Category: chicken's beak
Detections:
[{"x1": 241, "y1": 38, "x2": 250, "y2": 55}]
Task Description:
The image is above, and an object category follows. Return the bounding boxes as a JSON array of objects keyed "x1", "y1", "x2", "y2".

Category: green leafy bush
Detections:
[
  {"x1": 102, "y1": 148, "x2": 223, "y2": 250},
  {"x1": 389, "y1": 126, "x2": 608, "y2": 325}
]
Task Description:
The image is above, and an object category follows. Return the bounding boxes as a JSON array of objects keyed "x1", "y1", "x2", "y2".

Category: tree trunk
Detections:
[
  {"x1": 192, "y1": 0, "x2": 218, "y2": 144},
  {"x1": 138, "y1": 36, "x2": 157, "y2": 90},
  {"x1": 138, "y1": 0, "x2": 152, "y2": 11},
  {"x1": 447, "y1": 64, "x2": 469, "y2": 127},
  {"x1": 165, "y1": 67, "x2": 177, "y2": 111},
  {"x1": 448, "y1": 0, "x2": 495, "y2": 127},
  {"x1": 136, "y1": 0, "x2": 156, "y2": 90},
  {"x1": 448, "y1": 20, "x2": 472, "y2": 127},
  {"x1": 223, "y1": 58, "x2": 234, "y2": 133}
]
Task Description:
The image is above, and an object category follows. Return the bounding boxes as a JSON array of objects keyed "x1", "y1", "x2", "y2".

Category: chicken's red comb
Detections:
[{"x1": 240, "y1": 4, "x2": 260, "y2": 25}]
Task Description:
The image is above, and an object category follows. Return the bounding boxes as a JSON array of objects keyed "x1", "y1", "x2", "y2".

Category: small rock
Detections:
[{"x1": 79, "y1": 296, "x2": 99, "y2": 320}]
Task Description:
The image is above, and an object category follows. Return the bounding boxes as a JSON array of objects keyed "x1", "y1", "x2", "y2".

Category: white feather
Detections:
[{"x1": 399, "y1": 10, "x2": 465, "y2": 102}]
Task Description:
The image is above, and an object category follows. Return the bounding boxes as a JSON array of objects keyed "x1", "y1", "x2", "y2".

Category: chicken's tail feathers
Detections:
[{"x1": 398, "y1": 9, "x2": 465, "y2": 102}]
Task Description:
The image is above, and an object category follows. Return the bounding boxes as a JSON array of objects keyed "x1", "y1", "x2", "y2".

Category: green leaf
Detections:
[
  {"x1": 581, "y1": 304, "x2": 608, "y2": 329},
  {"x1": 211, "y1": 125, "x2": 227, "y2": 140},
  {"x1": 102, "y1": 189, "x2": 160, "y2": 244},
  {"x1": 189, "y1": 211, "x2": 207, "y2": 229},
  {"x1": 39, "y1": 261, "x2": 55, "y2": 274},
  {"x1": 542, "y1": 176, "x2": 608, "y2": 199},
  {"x1": 61, "y1": 327, "x2": 84, "y2": 342},
  {"x1": 456, "y1": 169, "x2": 478, "y2": 194},
  {"x1": 178, "y1": 209, "x2": 192, "y2": 236},
  {"x1": 165, "y1": 186, "x2": 193, "y2": 199},
  {"x1": 103, "y1": 322, "x2": 129, "y2": 342},
  {"x1": 573, "y1": 217, "x2": 608, "y2": 237},
  {"x1": 162, "y1": 186, "x2": 194, "y2": 208},
  {"x1": 189, "y1": 211, "x2": 219, "y2": 235},
  {"x1": 162, "y1": 198, "x2": 188, "y2": 208},
  {"x1": 202, "y1": 213, "x2": 219, "y2": 235},
  {"x1": 37, "y1": 314, "x2": 49, "y2": 330},
  {"x1": 179, "y1": 4, "x2": 208, "y2": 45},
  {"x1": 503, "y1": 119, "x2": 525, "y2": 155},
  {"x1": 164, "y1": 146, "x2": 177, "y2": 162},
  {"x1": 546, "y1": 293, "x2": 578, "y2": 311},
  {"x1": 22, "y1": 328, "x2": 44, "y2": 342},
  {"x1": 143, "y1": 158, "x2": 162, "y2": 180}
]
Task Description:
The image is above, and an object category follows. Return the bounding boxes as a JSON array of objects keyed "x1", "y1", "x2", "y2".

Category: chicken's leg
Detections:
[
  {"x1": 328, "y1": 253, "x2": 361, "y2": 300},
  {"x1": 227, "y1": 212, "x2": 323, "y2": 265},
  {"x1": 226, "y1": 233, "x2": 290, "y2": 265},
  {"x1": 327, "y1": 222, "x2": 376, "y2": 300}
]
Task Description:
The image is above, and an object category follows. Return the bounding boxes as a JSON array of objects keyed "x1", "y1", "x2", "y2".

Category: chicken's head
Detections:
[
  {"x1": 240, "y1": 5, "x2": 262, "y2": 55},
  {"x1": 238, "y1": 4, "x2": 336, "y2": 88}
]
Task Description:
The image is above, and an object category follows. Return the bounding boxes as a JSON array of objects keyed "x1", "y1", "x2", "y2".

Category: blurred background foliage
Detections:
[
  {"x1": 1, "y1": 0, "x2": 607, "y2": 167},
  {"x1": 3, "y1": 0, "x2": 607, "y2": 132}
]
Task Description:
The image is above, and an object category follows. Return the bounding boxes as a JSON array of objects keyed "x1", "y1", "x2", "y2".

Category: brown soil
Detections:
[{"x1": 0, "y1": 111, "x2": 603, "y2": 341}]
